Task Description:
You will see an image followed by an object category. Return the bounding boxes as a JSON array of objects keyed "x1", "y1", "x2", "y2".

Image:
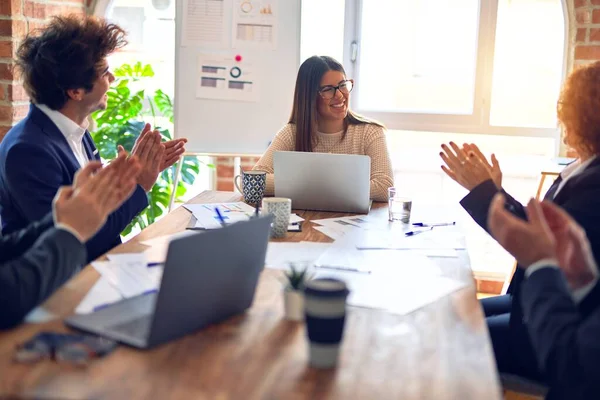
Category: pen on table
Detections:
[
  {"x1": 214, "y1": 207, "x2": 227, "y2": 227},
  {"x1": 404, "y1": 227, "x2": 433, "y2": 237},
  {"x1": 411, "y1": 222, "x2": 456, "y2": 227},
  {"x1": 316, "y1": 265, "x2": 371, "y2": 274},
  {"x1": 147, "y1": 262, "x2": 164, "y2": 267}
]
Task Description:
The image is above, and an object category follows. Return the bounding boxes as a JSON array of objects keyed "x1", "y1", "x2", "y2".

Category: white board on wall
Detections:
[{"x1": 174, "y1": 0, "x2": 301, "y2": 155}]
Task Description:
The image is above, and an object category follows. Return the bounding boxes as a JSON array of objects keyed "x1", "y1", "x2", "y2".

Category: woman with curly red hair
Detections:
[{"x1": 439, "y1": 61, "x2": 600, "y2": 385}]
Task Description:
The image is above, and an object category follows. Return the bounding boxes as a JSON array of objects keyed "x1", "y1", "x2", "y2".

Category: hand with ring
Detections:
[{"x1": 439, "y1": 141, "x2": 496, "y2": 191}]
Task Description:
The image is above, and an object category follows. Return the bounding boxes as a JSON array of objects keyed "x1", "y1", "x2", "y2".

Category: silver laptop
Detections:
[
  {"x1": 274, "y1": 151, "x2": 371, "y2": 213},
  {"x1": 65, "y1": 215, "x2": 273, "y2": 349}
]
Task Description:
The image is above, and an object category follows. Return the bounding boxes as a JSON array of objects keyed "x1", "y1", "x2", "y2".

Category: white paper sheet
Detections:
[
  {"x1": 265, "y1": 242, "x2": 331, "y2": 270},
  {"x1": 75, "y1": 276, "x2": 124, "y2": 314},
  {"x1": 313, "y1": 266, "x2": 467, "y2": 315},
  {"x1": 355, "y1": 229, "x2": 466, "y2": 250},
  {"x1": 313, "y1": 225, "x2": 346, "y2": 240},
  {"x1": 181, "y1": 0, "x2": 229, "y2": 47},
  {"x1": 232, "y1": 0, "x2": 278, "y2": 49},
  {"x1": 92, "y1": 260, "x2": 159, "y2": 298},
  {"x1": 139, "y1": 231, "x2": 200, "y2": 263},
  {"x1": 196, "y1": 54, "x2": 259, "y2": 102}
]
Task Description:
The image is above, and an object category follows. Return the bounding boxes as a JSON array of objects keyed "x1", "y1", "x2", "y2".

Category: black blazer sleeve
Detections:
[
  {"x1": 0, "y1": 213, "x2": 54, "y2": 263},
  {"x1": 459, "y1": 179, "x2": 527, "y2": 233},
  {"x1": 0, "y1": 227, "x2": 87, "y2": 330},
  {"x1": 521, "y1": 267, "x2": 600, "y2": 399}
]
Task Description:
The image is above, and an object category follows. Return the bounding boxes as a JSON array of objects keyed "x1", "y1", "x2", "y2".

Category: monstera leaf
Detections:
[{"x1": 91, "y1": 62, "x2": 205, "y2": 236}]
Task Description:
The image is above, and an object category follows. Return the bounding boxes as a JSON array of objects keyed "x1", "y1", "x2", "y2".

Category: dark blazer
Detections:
[
  {"x1": 522, "y1": 267, "x2": 600, "y2": 400},
  {"x1": 0, "y1": 213, "x2": 86, "y2": 329},
  {"x1": 0, "y1": 104, "x2": 148, "y2": 262},
  {"x1": 460, "y1": 158, "x2": 600, "y2": 326}
]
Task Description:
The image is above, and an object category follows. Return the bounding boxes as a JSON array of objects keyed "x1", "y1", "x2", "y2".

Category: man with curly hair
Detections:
[{"x1": 0, "y1": 15, "x2": 187, "y2": 262}]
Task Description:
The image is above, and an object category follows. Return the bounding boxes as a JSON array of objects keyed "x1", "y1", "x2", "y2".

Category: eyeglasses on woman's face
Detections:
[{"x1": 318, "y1": 79, "x2": 354, "y2": 100}]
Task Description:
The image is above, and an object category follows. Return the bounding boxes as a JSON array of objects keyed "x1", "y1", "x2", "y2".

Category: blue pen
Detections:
[
  {"x1": 405, "y1": 227, "x2": 433, "y2": 237},
  {"x1": 214, "y1": 207, "x2": 227, "y2": 227},
  {"x1": 147, "y1": 262, "x2": 164, "y2": 267}
]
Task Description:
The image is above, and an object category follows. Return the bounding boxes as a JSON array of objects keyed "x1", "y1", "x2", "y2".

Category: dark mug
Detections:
[
  {"x1": 234, "y1": 170, "x2": 267, "y2": 205},
  {"x1": 304, "y1": 278, "x2": 349, "y2": 368}
]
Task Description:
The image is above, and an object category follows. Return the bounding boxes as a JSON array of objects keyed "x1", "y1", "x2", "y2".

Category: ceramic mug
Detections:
[
  {"x1": 262, "y1": 197, "x2": 291, "y2": 238},
  {"x1": 234, "y1": 170, "x2": 267, "y2": 205}
]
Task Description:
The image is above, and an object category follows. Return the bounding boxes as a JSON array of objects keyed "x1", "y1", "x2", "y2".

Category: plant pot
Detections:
[{"x1": 284, "y1": 289, "x2": 304, "y2": 321}]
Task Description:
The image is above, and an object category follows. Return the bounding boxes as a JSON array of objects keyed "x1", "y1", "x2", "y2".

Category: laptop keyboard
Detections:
[{"x1": 110, "y1": 315, "x2": 152, "y2": 337}]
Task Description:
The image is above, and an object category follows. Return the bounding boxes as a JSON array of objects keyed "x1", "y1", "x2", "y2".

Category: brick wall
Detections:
[
  {"x1": 0, "y1": 0, "x2": 91, "y2": 142},
  {"x1": 574, "y1": 0, "x2": 600, "y2": 64},
  {"x1": 215, "y1": 156, "x2": 260, "y2": 191}
]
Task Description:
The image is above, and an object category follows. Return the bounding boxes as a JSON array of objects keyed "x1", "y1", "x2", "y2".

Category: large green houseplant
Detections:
[{"x1": 91, "y1": 62, "x2": 203, "y2": 235}]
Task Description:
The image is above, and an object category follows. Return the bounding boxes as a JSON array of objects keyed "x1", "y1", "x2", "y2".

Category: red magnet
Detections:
[{"x1": 235, "y1": 54, "x2": 242, "y2": 62}]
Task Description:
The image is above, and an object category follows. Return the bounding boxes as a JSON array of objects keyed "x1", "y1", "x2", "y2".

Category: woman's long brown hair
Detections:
[{"x1": 289, "y1": 56, "x2": 383, "y2": 152}]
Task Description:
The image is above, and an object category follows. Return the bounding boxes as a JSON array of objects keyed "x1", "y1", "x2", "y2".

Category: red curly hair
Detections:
[{"x1": 557, "y1": 61, "x2": 600, "y2": 158}]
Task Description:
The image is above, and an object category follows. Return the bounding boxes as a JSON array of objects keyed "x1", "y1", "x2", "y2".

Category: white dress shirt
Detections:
[
  {"x1": 36, "y1": 104, "x2": 89, "y2": 168},
  {"x1": 553, "y1": 156, "x2": 597, "y2": 198}
]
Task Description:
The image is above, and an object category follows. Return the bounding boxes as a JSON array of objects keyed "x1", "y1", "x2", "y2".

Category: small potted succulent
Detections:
[{"x1": 283, "y1": 263, "x2": 311, "y2": 321}]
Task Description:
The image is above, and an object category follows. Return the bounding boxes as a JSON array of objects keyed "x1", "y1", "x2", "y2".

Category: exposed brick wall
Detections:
[
  {"x1": 215, "y1": 156, "x2": 260, "y2": 191},
  {"x1": 0, "y1": 0, "x2": 91, "y2": 142},
  {"x1": 573, "y1": 1, "x2": 600, "y2": 64}
]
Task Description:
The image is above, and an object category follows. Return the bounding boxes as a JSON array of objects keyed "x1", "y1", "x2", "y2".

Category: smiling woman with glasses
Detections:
[{"x1": 252, "y1": 55, "x2": 394, "y2": 202}]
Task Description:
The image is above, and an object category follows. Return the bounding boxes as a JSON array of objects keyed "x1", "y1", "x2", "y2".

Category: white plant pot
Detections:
[{"x1": 284, "y1": 289, "x2": 304, "y2": 321}]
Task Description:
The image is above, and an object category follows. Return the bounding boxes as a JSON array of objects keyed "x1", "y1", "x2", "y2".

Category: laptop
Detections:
[
  {"x1": 65, "y1": 215, "x2": 273, "y2": 349},
  {"x1": 274, "y1": 151, "x2": 371, "y2": 213}
]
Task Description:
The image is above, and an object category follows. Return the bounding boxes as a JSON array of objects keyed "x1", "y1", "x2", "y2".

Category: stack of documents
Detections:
[
  {"x1": 76, "y1": 253, "x2": 162, "y2": 314},
  {"x1": 183, "y1": 202, "x2": 304, "y2": 230}
]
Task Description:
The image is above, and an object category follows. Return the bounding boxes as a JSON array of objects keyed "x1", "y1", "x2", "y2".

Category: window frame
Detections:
[{"x1": 341, "y1": 0, "x2": 570, "y2": 138}]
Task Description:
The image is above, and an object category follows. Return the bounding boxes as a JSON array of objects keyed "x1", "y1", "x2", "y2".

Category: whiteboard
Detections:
[{"x1": 174, "y1": 0, "x2": 301, "y2": 155}]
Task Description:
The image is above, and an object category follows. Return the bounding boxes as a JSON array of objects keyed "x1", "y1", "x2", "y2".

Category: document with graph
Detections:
[{"x1": 232, "y1": 0, "x2": 278, "y2": 49}]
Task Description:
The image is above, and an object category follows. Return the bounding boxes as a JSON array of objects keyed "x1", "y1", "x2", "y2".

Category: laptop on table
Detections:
[
  {"x1": 273, "y1": 151, "x2": 372, "y2": 213},
  {"x1": 65, "y1": 215, "x2": 273, "y2": 349}
]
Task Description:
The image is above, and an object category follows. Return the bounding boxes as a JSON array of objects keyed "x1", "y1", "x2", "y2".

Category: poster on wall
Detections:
[
  {"x1": 231, "y1": 0, "x2": 278, "y2": 50},
  {"x1": 196, "y1": 53, "x2": 259, "y2": 102},
  {"x1": 181, "y1": 0, "x2": 230, "y2": 48}
]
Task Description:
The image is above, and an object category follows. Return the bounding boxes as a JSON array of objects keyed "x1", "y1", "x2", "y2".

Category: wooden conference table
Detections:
[{"x1": 0, "y1": 191, "x2": 501, "y2": 399}]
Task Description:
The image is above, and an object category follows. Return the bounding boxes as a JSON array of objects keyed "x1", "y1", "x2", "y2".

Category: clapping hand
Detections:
[
  {"x1": 126, "y1": 124, "x2": 187, "y2": 192},
  {"x1": 53, "y1": 152, "x2": 141, "y2": 242},
  {"x1": 462, "y1": 143, "x2": 502, "y2": 189},
  {"x1": 488, "y1": 194, "x2": 598, "y2": 290},
  {"x1": 440, "y1": 142, "x2": 496, "y2": 191}
]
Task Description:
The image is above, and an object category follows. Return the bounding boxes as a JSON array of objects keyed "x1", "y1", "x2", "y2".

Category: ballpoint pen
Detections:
[
  {"x1": 411, "y1": 222, "x2": 456, "y2": 227},
  {"x1": 404, "y1": 227, "x2": 433, "y2": 237},
  {"x1": 214, "y1": 207, "x2": 227, "y2": 227},
  {"x1": 147, "y1": 262, "x2": 164, "y2": 267}
]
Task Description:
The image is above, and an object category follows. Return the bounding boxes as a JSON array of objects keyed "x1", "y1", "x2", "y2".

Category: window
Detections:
[
  {"x1": 359, "y1": 0, "x2": 479, "y2": 115},
  {"x1": 106, "y1": 0, "x2": 176, "y2": 97},
  {"x1": 301, "y1": 0, "x2": 567, "y2": 138},
  {"x1": 489, "y1": 0, "x2": 565, "y2": 129},
  {"x1": 300, "y1": 0, "x2": 346, "y2": 64}
]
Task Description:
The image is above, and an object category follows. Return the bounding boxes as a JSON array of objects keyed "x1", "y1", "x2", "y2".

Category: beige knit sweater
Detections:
[{"x1": 252, "y1": 123, "x2": 394, "y2": 202}]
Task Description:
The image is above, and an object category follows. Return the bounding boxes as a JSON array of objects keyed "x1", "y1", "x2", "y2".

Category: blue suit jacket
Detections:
[
  {"x1": 0, "y1": 103, "x2": 148, "y2": 262},
  {"x1": 522, "y1": 267, "x2": 600, "y2": 399}
]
